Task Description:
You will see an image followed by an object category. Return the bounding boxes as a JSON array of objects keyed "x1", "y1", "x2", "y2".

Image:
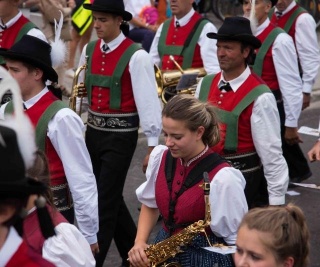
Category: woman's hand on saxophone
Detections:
[{"x1": 128, "y1": 240, "x2": 150, "y2": 267}]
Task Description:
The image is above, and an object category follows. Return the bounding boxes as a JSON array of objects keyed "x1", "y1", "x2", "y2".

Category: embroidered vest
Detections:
[
  {"x1": 199, "y1": 73, "x2": 270, "y2": 154},
  {"x1": 158, "y1": 13, "x2": 206, "y2": 70},
  {"x1": 0, "y1": 15, "x2": 36, "y2": 64},
  {"x1": 270, "y1": 5, "x2": 306, "y2": 43},
  {"x1": 155, "y1": 149, "x2": 229, "y2": 234},
  {"x1": 85, "y1": 38, "x2": 141, "y2": 112},
  {"x1": 254, "y1": 23, "x2": 284, "y2": 90},
  {"x1": 26, "y1": 92, "x2": 66, "y2": 185}
]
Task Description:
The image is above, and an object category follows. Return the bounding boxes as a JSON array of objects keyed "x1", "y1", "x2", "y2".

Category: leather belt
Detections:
[
  {"x1": 224, "y1": 151, "x2": 262, "y2": 173},
  {"x1": 51, "y1": 183, "x2": 73, "y2": 212},
  {"x1": 87, "y1": 109, "x2": 139, "y2": 132}
]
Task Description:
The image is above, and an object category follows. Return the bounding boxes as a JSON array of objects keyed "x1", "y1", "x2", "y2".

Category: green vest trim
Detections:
[
  {"x1": 199, "y1": 76, "x2": 271, "y2": 151},
  {"x1": 158, "y1": 18, "x2": 208, "y2": 69},
  {"x1": 5, "y1": 100, "x2": 68, "y2": 151},
  {"x1": 199, "y1": 74, "x2": 215, "y2": 102},
  {"x1": 283, "y1": 6, "x2": 306, "y2": 32},
  {"x1": 0, "y1": 22, "x2": 37, "y2": 65},
  {"x1": 253, "y1": 27, "x2": 284, "y2": 76},
  {"x1": 15, "y1": 22, "x2": 37, "y2": 42},
  {"x1": 36, "y1": 101, "x2": 68, "y2": 151},
  {"x1": 268, "y1": 6, "x2": 306, "y2": 32},
  {"x1": 85, "y1": 41, "x2": 142, "y2": 110}
]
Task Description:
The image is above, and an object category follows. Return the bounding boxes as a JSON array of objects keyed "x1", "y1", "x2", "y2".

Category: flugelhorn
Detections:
[
  {"x1": 154, "y1": 55, "x2": 206, "y2": 104},
  {"x1": 69, "y1": 56, "x2": 88, "y2": 115}
]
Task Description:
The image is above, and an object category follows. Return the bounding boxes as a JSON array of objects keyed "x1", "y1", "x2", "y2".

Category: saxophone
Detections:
[{"x1": 145, "y1": 172, "x2": 212, "y2": 267}]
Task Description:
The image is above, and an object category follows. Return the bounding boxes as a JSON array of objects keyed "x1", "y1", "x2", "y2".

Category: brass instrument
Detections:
[
  {"x1": 155, "y1": 55, "x2": 207, "y2": 104},
  {"x1": 69, "y1": 56, "x2": 88, "y2": 115},
  {"x1": 144, "y1": 172, "x2": 212, "y2": 267}
]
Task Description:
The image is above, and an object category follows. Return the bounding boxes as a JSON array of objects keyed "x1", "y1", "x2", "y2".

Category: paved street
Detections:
[{"x1": 23, "y1": 8, "x2": 320, "y2": 267}]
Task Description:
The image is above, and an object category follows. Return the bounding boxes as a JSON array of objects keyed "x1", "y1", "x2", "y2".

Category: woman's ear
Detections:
[
  {"x1": 196, "y1": 126, "x2": 205, "y2": 140},
  {"x1": 283, "y1": 257, "x2": 294, "y2": 267}
]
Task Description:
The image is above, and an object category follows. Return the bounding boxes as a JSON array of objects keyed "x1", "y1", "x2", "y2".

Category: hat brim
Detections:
[
  {"x1": 0, "y1": 178, "x2": 46, "y2": 199},
  {"x1": 83, "y1": 4, "x2": 132, "y2": 21},
  {"x1": 207, "y1": 32, "x2": 261, "y2": 48},
  {"x1": 0, "y1": 49, "x2": 58, "y2": 83}
]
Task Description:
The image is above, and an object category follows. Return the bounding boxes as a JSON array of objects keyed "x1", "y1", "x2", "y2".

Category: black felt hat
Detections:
[
  {"x1": 83, "y1": 0, "x2": 132, "y2": 21},
  {"x1": 207, "y1": 17, "x2": 261, "y2": 48},
  {"x1": 0, "y1": 35, "x2": 58, "y2": 83},
  {"x1": 0, "y1": 126, "x2": 46, "y2": 199}
]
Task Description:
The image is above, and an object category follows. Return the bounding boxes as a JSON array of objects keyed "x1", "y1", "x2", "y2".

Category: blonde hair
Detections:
[
  {"x1": 239, "y1": 204, "x2": 310, "y2": 267},
  {"x1": 162, "y1": 94, "x2": 220, "y2": 147}
]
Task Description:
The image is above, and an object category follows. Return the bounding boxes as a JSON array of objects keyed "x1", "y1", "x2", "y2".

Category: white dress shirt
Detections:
[
  {"x1": 256, "y1": 18, "x2": 302, "y2": 127},
  {"x1": 275, "y1": 1, "x2": 320, "y2": 93},
  {"x1": 0, "y1": 89, "x2": 99, "y2": 245},
  {"x1": 0, "y1": 11, "x2": 47, "y2": 42},
  {"x1": 136, "y1": 145, "x2": 248, "y2": 245},
  {"x1": 195, "y1": 67, "x2": 289, "y2": 205},
  {"x1": 0, "y1": 227, "x2": 22, "y2": 267},
  {"x1": 78, "y1": 32, "x2": 162, "y2": 147},
  {"x1": 149, "y1": 8, "x2": 220, "y2": 74}
]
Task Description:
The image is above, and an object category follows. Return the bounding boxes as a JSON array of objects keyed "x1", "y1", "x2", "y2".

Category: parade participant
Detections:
[
  {"x1": 235, "y1": 204, "x2": 310, "y2": 267},
  {"x1": 242, "y1": 0, "x2": 311, "y2": 186},
  {"x1": 0, "y1": 68, "x2": 55, "y2": 267},
  {"x1": 128, "y1": 94, "x2": 247, "y2": 266},
  {"x1": 270, "y1": 0, "x2": 319, "y2": 111},
  {"x1": 0, "y1": 0, "x2": 47, "y2": 105},
  {"x1": 196, "y1": 17, "x2": 289, "y2": 209},
  {"x1": 149, "y1": 0, "x2": 220, "y2": 74},
  {"x1": 125, "y1": 0, "x2": 158, "y2": 52},
  {"x1": 24, "y1": 150, "x2": 95, "y2": 267},
  {"x1": 0, "y1": 35, "x2": 99, "y2": 255},
  {"x1": 79, "y1": 0, "x2": 162, "y2": 266}
]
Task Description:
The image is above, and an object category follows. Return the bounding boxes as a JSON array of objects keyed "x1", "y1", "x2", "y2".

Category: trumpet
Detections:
[
  {"x1": 155, "y1": 55, "x2": 206, "y2": 104},
  {"x1": 69, "y1": 56, "x2": 88, "y2": 115}
]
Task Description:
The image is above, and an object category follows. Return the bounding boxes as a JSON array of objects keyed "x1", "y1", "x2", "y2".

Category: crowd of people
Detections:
[{"x1": 0, "y1": 0, "x2": 319, "y2": 266}]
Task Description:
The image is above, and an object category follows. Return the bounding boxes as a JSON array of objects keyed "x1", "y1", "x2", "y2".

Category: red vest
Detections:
[
  {"x1": 26, "y1": 91, "x2": 66, "y2": 185},
  {"x1": 256, "y1": 23, "x2": 280, "y2": 90},
  {"x1": 6, "y1": 240, "x2": 55, "y2": 267},
  {"x1": 0, "y1": 15, "x2": 31, "y2": 49},
  {"x1": 155, "y1": 149, "x2": 229, "y2": 234},
  {"x1": 89, "y1": 38, "x2": 137, "y2": 113},
  {"x1": 23, "y1": 205, "x2": 67, "y2": 255},
  {"x1": 270, "y1": 5, "x2": 301, "y2": 43},
  {"x1": 161, "y1": 13, "x2": 203, "y2": 70},
  {"x1": 207, "y1": 73, "x2": 265, "y2": 154}
]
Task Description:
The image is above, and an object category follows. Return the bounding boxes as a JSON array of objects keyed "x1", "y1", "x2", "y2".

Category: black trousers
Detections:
[
  {"x1": 274, "y1": 91, "x2": 312, "y2": 181},
  {"x1": 243, "y1": 167, "x2": 269, "y2": 209},
  {"x1": 86, "y1": 127, "x2": 138, "y2": 267}
]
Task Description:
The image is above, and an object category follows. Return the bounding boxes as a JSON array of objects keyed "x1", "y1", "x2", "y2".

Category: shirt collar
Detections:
[
  {"x1": 275, "y1": 0, "x2": 296, "y2": 16},
  {"x1": 255, "y1": 18, "x2": 270, "y2": 36},
  {"x1": 100, "y1": 32, "x2": 125, "y2": 53},
  {"x1": 24, "y1": 87, "x2": 48, "y2": 109},
  {"x1": 175, "y1": 8, "x2": 195, "y2": 27},
  {"x1": 0, "y1": 11, "x2": 22, "y2": 32},
  {"x1": 219, "y1": 66, "x2": 251, "y2": 92},
  {"x1": 0, "y1": 227, "x2": 23, "y2": 267},
  {"x1": 180, "y1": 145, "x2": 209, "y2": 167}
]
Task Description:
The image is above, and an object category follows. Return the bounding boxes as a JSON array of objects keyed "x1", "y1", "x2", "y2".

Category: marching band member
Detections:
[{"x1": 78, "y1": 0, "x2": 162, "y2": 266}]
